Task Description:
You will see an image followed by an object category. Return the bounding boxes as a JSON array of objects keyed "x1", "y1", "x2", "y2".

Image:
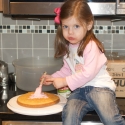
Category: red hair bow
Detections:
[{"x1": 54, "y1": 8, "x2": 61, "y2": 24}]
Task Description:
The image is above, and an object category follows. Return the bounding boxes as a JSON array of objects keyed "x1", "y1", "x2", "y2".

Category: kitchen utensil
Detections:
[
  {"x1": 33, "y1": 72, "x2": 47, "y2": 97},
  {"x1": 0, "y1": 85, "x2": 8, "y2": 106},
  {"x1": 8, "y1": 72, "x2": 16, "y2": 91},
  {"x1": 7, "y1": 95, "x2": 67, "y2": 116},
  {"x1": 12, "y1": 57, "x2": 62, "y2": 91},
  {"x1": 0, "y1": 60, "x2": 8, "y2": 105},
  {"x1": 40, "y1": 72, "x2": 47, "y2": 85},
  {"x1": 0, "y1": 60, "x2": 8, "y2": 86}
]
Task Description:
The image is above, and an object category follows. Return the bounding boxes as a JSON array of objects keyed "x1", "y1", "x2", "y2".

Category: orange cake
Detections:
[{"x1": 17, "y1": 92, "x2": 60, "y2": 108}]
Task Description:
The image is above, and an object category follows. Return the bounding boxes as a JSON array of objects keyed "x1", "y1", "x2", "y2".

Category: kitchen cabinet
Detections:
[
  {"x1": 2, "y1": 121, "x2": 103, "y2": 125},
  {"x1": 0, "y1": 0, "x2": 2, "y2": 11}
]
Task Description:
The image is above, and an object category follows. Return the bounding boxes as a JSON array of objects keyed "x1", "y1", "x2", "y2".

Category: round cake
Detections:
[{"x1": 17, "y1": 92, "x2": 60, "y2": 108}]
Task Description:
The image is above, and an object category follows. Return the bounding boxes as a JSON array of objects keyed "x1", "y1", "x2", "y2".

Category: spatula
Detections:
[
  {"x1": 40, "y1": 72, "x2": 47, "y2": 85},
  {"x1": 33, "y1": 72, "x2": 47, "y2": 96}
]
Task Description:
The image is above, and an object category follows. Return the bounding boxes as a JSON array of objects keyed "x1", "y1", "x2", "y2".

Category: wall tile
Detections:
[
  {"x1": 49, "y1": 34, "x2": 56, "y2": 48},
  {"x1": 0, "y1": 49, "x2": 3, "y2": 60},
  {"x1": 96, "y1": 19, "x2": 112, "y2": 25},
  {"x1": 2, "y1": 16, "x2": 16, "y2": 25},
  {"x1": 18, "y1": 34, "x2": 32, "y2": 48},
  {"x1": 17, "y1": 19, "x2": 32, "y2": 25},
  {"x1": 33, "y1": 20, "x2": 48, "y2": 25},
  {"x1": 33, "y1": 34, "x2": 48, "y2": 48},
  {"x1": 96, "y1": 34, "x2": 112, "y2": 49},
  {"x1": 49, "y1": 19, "x2": 55, "y2": 25},
  {"x1": 0, "y1": 34, "x2": 1, "y2": 48},
  {"x1": 0, "y1": 48, "x2": 1, "y2": 60},
  {"x1": 0, "y1": 34, "x2": 2, "y2": 60},
  {"x1": 3, "y1": 49, "x2": 17, "y2": 63},
  {"x1": 0, "y1": 13, "x2": 125, "y2": 73},
  {"x1": 33, "y1": 49, "x2": 48, "y2": 57},
  {"x1": 113, "y1": 20, "x2": 125, "y2": 25},
  {"x1": 112, "y1": 50, "x2": 125, "y2": 57},
  {"x1": 8, "y1": 64, "x2": 15, "y2": 73},
  {"x1": 105, "y1": 49, "x2": 112, "y2": 59},
  {"x1": 49, "y1": 49, "x2": 55, "y2": 57},
  {"x1": 18, "y1": 49, "x2": 32, "y2": 58},
  {"x1": 2, "y1": 34, "x2": 17, "y2": 48},
  {"x1": 113, "y1": 34, "x2": 125, "y2": 49}
]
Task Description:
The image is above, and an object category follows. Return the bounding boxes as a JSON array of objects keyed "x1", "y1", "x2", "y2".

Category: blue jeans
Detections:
[{"x1": 62, "y1": 86, "x2": 125, "y2": 125}]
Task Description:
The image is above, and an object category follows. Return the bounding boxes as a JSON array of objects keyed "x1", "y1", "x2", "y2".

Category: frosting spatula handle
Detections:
[{"x1": 40, "y1": 72, "x2": 47, "y2": 85}]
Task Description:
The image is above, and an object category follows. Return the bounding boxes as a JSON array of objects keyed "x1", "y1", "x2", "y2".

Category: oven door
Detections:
[
  {"x1": 116, "y1": 0, "x2": 125, "y2": 14},
  {"x1": 87, "y1": 0, "x2": 116, "y2": 15},
  {"x1": 3, "y1": 0, "x2": 116, "y2": 16}
]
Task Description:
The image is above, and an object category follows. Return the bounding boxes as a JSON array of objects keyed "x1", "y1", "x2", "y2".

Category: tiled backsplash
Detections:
[{"x1": 0, "y1": 13, "x2": 125, "y2": 73}]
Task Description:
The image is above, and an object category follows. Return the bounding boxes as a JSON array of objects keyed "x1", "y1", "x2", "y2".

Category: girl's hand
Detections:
[
  {"x1": 40, "y1": 74, "x2": 53, "y2": 85},
  {"x1": 46, "y1": 77, "x2": 68, "y2": 89}
]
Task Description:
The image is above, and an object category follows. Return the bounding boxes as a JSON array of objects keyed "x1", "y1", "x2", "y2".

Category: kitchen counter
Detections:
[{"x1": 0, "y1": 86, "x2": 125, "y2": 125}]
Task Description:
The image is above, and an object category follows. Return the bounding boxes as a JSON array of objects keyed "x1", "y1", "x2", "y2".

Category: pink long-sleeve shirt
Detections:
[{"x1": 52, "y1": 40, "x2": 116, "y2": 91}]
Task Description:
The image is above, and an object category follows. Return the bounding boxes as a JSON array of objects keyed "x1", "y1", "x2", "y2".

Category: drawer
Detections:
[{"x1": 2, "y1": 121, "x2": 103, "y2": 125}]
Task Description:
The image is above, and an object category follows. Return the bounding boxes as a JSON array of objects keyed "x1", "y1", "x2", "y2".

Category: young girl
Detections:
[{"x1": 41, "y1": 0, "x2": 125, "y2": 125}]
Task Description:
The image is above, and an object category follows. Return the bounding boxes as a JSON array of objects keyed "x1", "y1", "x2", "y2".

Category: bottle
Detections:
[
  {"x1": 0, "y1": 60, "x2": 9, "y2": 105},
  {"x1": 0, "y1": 60, "x2": 8, "y2": 86},
  {"x1": 0, "y1": 85, "x2": 8, "y2": 105},
  {"x1": 57, "y1": 86, "x2": 71, "y2": 98}
]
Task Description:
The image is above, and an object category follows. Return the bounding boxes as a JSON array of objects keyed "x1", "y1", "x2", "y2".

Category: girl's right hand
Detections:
[{"x1": 40, "y1": 74, "x2": 53, "y2": 85}]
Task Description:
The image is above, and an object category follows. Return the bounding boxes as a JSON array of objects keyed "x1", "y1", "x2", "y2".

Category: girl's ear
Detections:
[{"x1": 87, "y1": 21, "x2": 93, "y2": 31}]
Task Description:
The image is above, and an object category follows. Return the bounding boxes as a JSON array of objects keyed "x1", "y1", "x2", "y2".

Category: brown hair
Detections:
[{"x1": 54, "y1": 0, "x2": 105, "y2": 58}]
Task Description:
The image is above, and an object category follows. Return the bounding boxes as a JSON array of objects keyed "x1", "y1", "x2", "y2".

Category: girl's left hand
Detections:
[{"x1": 46, "y1": 77, "x2": 68, "y2": 89}]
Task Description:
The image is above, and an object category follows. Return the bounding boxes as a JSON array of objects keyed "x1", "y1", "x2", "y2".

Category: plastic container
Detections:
[{"x1": 12, "y1": 57, "x2": 62, "y2": 91}]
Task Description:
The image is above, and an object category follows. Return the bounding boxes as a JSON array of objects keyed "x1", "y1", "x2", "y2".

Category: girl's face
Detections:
[{"x1": 61, "y1": 16, "x2": 91, "y2": 45}]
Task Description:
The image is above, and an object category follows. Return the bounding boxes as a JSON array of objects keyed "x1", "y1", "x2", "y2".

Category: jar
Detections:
[{"x1": 57, "y1": 86, "x2": 71, "y2": 98}]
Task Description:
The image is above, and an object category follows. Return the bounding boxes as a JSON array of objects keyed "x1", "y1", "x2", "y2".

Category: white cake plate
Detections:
[{"x1": 7, "y1": 94, "x2": 67, "y2": 116}]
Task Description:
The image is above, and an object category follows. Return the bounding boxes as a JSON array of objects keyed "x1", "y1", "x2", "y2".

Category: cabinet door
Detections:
[{"x1": 0, "y1": 0, "x2": 2, "y2": 11}]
